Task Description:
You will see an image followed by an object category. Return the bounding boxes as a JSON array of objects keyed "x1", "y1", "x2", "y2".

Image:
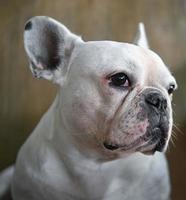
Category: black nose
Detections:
[
  {"x1": 145, "y1": 92, "x2": 167, "y2": 111},
  {"x1": 103, "y1": 142, "x2": 119, "y2": 151}
]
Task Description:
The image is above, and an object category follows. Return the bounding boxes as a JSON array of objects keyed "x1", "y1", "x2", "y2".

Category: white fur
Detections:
[{"x1": 11, "y1": 17, "x2": 176, "y2": 200}]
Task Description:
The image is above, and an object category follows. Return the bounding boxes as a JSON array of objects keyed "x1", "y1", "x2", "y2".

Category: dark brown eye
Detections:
[
  {"x1": 168, "y1": 84, "x2": 175, "y2": 95},
  {"x1": 109, "y1": 73, "x2": 130, "y2": 89}
]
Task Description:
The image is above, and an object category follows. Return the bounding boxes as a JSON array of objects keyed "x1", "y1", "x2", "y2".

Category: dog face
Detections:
[{"x1": 24, "y1": 17, "x2": 177, "y2": 158}]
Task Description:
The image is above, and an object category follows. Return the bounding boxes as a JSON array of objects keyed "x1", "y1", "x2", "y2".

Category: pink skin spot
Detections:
[
  {"x1": 122, "y1": 118, "x2": 149, "y2": 144},
  {"x1": 139, "y1": 127, "x2": 144, "y2": 133}
]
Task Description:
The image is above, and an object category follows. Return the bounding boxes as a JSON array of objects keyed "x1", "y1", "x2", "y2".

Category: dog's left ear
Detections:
[
  {"x1": 24, "y1": 16, "x2": 83, "y2": 84},
  {"x1": 133, "y1": 22, "x2": 149, "y2": 49}
]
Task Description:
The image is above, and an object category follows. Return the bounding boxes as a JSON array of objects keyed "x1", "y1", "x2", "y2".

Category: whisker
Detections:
[
  {"x1": 173, "y1": 123, "x2": 183, "y2": 135},
  {"x1": 171, "y1": 131, "x2": 177, "y2": 140},
  {"x1": 170, "y1": 137, "x2": 176, "y2": 148}
]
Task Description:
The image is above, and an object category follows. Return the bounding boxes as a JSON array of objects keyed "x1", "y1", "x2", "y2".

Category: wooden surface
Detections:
[{"x1": 0, "y1": 1, "x2": 186, "y2": 199}]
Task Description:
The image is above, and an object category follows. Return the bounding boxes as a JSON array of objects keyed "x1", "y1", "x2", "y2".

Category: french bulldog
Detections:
[{"x1": 10, "y1": 16, "x2": 177, "y2": 200}]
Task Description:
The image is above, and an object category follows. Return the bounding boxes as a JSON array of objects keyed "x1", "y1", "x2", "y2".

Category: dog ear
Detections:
[
  {"x1": 24, "y1": 16, "x2": 83, "y2": 84},
  {"x1": 133, "y1": 22, "x2": 149, "y2": 49}
]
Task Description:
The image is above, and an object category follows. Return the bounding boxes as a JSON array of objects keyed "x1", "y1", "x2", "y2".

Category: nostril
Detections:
[
  {"x1": 145, "y1": 93, "x2": 159, "y2": 107},
  {"x1": 103, "y1": 142, "x2": 120, "y2": 151},
  {"x1": 145, "y1": 92, "x2": 167, "y2": 111}
]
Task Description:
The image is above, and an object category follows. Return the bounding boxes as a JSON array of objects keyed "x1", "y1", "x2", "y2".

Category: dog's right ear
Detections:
[
  {"x1": 24, "y1": 16, "x2": 83, "y2": 84},
  {"x1": 133, "y1": 22, "x2": 149, "y2": 49}
]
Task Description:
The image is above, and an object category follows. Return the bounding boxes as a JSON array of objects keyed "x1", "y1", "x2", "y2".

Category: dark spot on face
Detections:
[
  {"x1": 25, "y1": 21, "x2": 32, "y2": 30},
  {"x1": 137, "y1": 110, "x2": 147, "y2": 121},
  {"x1": 128, "y1": 111, "x2": 131, "y2": 115}
]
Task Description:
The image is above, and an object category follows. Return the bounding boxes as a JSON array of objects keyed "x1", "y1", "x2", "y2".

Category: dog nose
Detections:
[
  {"x1": 145, "y1": 92, "x2": 167, "y2": 111},
  {"x1": 103, "y1": 142, "x2": 119, "y2": 151}
]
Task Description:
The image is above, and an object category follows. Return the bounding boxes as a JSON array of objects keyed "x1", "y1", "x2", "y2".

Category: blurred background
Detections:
[{"x1": 0, "y1": 0, "x2": 186, "y2": 199}]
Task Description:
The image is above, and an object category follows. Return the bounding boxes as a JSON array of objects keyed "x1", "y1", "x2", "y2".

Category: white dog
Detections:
[{"x1": 1, "y1": 16, "x2": 177, "y2": 200}]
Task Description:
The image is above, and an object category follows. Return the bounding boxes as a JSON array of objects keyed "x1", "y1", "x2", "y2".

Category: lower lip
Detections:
[{"x1": 141, "y1": 150, "x2": 155, "y2": 155}]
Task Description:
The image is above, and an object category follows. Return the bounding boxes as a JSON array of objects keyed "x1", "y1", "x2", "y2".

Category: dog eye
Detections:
[
  {"x1": 168, "y1": 84, "x2": 175, "y2": 95},
  {"x1": 109, "y1": 73, "x2": 130, "y2": 89}
]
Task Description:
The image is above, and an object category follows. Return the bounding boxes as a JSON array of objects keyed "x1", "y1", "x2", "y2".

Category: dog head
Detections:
[{"x1": 24, "y1": 17, "x2": 177, "y2": 158}]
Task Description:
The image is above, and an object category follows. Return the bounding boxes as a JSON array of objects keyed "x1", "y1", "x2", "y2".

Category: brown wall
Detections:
[{"x1": 0, "y1": 0, "x2": 186, "y2": 199}]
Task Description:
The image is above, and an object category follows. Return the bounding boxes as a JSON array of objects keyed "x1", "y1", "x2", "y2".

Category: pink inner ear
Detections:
[{"x1": 37, "y1": 62, "x2": 44, "y2": 70}]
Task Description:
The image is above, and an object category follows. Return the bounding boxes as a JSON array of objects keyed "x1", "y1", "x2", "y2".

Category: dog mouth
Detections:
[
  {"x1": 102, "y1": 88, "x2": 171, "y2": 155},
  {"x1": 103, "y1": 126, "x2": 168, "y2": 155}
]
